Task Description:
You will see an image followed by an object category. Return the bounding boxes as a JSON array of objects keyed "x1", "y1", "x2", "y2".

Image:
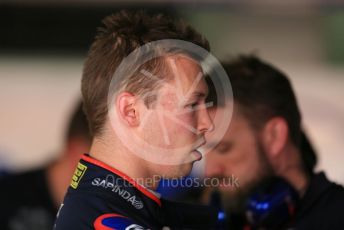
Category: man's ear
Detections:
[
  {"x1": 116, "y1": 92, "x2": 140, "y2": 127},
  {"x1": 261, "y1": 117, "x2": 289, "y2": 157}
]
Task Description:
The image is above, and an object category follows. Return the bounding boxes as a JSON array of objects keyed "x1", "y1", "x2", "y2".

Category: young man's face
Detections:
[
  {"x1": 205, "y1": 108, "x2": 273, "y2": 212},
  {"x1": 140, "y1": 55, "x2": 213, "y2": 178}
]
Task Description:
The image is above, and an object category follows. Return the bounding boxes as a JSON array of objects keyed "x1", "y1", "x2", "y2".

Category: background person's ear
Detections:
[
  {"x1": 261, "y1": 117, "x2": 289, "y2": 157},
  {"x1": 116, "y1": 92, "x2": 140, "y2": 127}
]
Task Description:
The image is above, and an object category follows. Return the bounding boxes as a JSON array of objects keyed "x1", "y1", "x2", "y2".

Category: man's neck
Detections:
[
  {"x1": 89, "y1": 137, "x2": 160, "y2": 190},
  {"x1": 281, "y1": 146, "x2": 309, "y2": 197},
  {"x1": 284, "y1": 167, "x2": 309, "y2": 197}
]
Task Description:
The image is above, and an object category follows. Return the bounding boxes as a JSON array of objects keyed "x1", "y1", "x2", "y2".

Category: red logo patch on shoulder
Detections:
[{"x1": 94, "y1": 213, "x2": 146, "y2": 230}]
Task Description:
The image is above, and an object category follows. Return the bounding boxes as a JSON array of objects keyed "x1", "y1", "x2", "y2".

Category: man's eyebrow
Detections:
[{"x1": 190, "y1": 91, "x2": 207, "y2": 99}]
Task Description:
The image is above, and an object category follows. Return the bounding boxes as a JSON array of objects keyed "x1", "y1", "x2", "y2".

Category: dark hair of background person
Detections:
[
  {"x1": 81, "y1": 10, "x2": 210, "y2": 137},
  {"x1": 65, "y1": 101, "x2": 91, "y2": 143},
  {"x1": 206, "y1": 55, "x2": 317, "y2": 175},
  {"x1": 299, "y1": 131, "x2": 318, "y2": 176}
]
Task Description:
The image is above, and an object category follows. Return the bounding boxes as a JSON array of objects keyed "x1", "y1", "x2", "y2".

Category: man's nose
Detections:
[{"x1": 198, "y1": 105, "x2": 214, "y2": 134}]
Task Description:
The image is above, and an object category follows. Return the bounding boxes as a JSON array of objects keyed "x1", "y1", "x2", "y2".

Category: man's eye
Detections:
[{"x1": 187, "y1": 102, "x2": 199, "y2": 110}]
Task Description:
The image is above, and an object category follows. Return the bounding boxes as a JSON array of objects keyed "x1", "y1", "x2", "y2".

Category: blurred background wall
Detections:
[{"x1": 0, "y1": 1, "x2": 343, "y2": 183}]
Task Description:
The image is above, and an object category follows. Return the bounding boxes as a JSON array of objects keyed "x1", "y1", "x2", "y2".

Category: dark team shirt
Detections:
[
  {"x1": 0, "y1": 168, "x2": 56, "y2": 230},
  {"x1": 226, "y1": 172, "x2": 344, "y2": 230},
  {"x1": 293, "y1": 172, "x2": 344, "y2": 229},
  {"x1": 54, "y1": 154, "x2": 218, "y2": 230}
]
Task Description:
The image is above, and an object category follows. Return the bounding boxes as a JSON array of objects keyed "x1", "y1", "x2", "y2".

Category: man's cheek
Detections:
[{"x1": 176, "y1": 113, "x2": 196, "y2": 129}]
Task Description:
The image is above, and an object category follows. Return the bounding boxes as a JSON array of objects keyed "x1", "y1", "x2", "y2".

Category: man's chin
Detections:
[
  {"x1": 160, "y1": 163, "x2": 193, "y2": 179},
  {"x1": 217, "y1": 183, "x2": 243, "y2": 200},
  {"x1": 218, "y1": 183, "x2": 237, "y2": 190},
  {"x1": 220, "y1": 188, "x2": 250, "y2": 213},
  {"x1": 219, "y1": 179, "x2": 271, "y2": 213}
]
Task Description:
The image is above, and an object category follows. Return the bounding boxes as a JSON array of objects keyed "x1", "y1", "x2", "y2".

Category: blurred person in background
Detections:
[
  {"x1": 204, "y1": 55, "x2": 344, "y2": 229},
  {"x1": 0, "y1": 101, "x2": 91, "y2": 230}
]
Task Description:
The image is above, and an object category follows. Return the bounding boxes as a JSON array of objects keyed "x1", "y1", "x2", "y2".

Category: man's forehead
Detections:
[
  {"x1": 166, "y1": 54, "x2": 201, "y2": 66},
  {"x1": 163, "y1": 55, "x2": 207, "y2": 95}
]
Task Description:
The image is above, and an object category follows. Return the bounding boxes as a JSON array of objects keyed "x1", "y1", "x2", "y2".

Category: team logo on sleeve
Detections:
[
  {"x1": 92, "y1": 178, "x2": 144, "y2": 209},
  {"x1": 94, "y1": 214, "x2": 146, "y2": 230},
  {"x1": 70, "y1": 162, "x2": 87, "y2": 189}
]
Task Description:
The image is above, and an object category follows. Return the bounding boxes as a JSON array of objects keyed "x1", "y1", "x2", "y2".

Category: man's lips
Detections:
[
  {"x1": 191, "y1": 149, "x2": 203, "y2": 161},
  {"x1": 191, "y1": 138, "x2": 206, "y2": 161}
]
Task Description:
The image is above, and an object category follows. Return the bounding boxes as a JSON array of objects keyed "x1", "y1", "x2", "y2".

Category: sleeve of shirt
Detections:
[
  {"x1": 53, "y1": 194, "x2": 95, "y2": 230},
  {"x1": 54, "y1": 193, "x2": 147, "y2": 230},
  {"x1": 161, "y1": 199, "x2": 218, "y2": 229}
]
